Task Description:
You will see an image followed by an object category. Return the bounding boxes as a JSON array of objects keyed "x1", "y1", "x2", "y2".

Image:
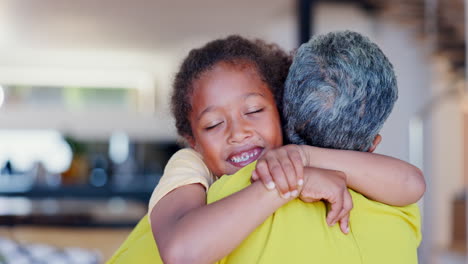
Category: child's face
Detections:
[{"x1": 188, "y1": 62, "x2": 283, "y2": 177}]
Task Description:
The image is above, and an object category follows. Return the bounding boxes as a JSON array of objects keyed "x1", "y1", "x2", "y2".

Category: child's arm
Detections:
[
  {"x1": 151, "y1": 180, "x2": 290, "y2": 264},
  {"x1": 149, "y1": 149, "x2": 290, "y2": 263},
  {"x1": 300, "y1": 145, "x2": 425, "y2": 206},
  {"x1": 151, "y1": 161, "x2": 350, "y2": 264},
  {"x1": 253, "y1": 145, "x2": 426, "y2": 206}
]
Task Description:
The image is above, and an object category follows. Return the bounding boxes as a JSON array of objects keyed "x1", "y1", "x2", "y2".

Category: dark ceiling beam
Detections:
[
  {"x1": 297, "y1": 0, "x2": 314, "y2": 46},
  {"x1": 296, "y1": 0, "x2": 384, "y2": 47}
]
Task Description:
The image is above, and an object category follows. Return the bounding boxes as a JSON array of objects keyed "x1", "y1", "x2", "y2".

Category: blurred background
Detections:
[{"x1": 0, "y1": 0, "x2": 465, "y2": 263}]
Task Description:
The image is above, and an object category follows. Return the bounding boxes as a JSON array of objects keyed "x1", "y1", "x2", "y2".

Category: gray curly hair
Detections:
[{"x1": 283, "y1": 30, "x2": 398, "y2": 151}]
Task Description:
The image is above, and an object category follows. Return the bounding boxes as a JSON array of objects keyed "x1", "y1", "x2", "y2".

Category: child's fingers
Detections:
[
  {"x1": 326, "y1": 193, "x2": 343, "y2": 226},
  {"x1": 276, "y1": 149, "x2": 298, "y2": 195},
  {"x1": 255, "y1": 160, "x2": 275, "y2": 190},
  {"x1": 337, "y1": 190, "x2": 353, "y2": 233},
  {"x1": 265, "y1": 155, "x2": 291, "y2": 198},
  {"x1": 287, "y1": 149, "x2": 304, "y2": 186},
  {"x1": 342, "y1": 189, "x2": 353, "y2": 215},
  {"x1": 251, "y1": 170, "x2": 259, "y2": 181},
  {"x1": 339, "y1": 214, "x2": 350, "y2": 234},
  {"x1": 335, "y1": 207, "x2": 348, "y2": 228},
  {"x1": 335, "y1": 191, "x2": 350, "y2": 221}
]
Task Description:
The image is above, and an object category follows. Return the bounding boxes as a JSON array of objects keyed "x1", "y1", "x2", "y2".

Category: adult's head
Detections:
[{"x1": 283, "y1": 30, "x2": 398, "y2": 152}]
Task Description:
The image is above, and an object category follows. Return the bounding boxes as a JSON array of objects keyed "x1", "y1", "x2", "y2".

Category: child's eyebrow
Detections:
[
  {"x1": 243, "y1": 92, "x2": 265, "y2": 99},
  {"x1": 197, "y1": 106, "x2": 216, "y2": 121}
]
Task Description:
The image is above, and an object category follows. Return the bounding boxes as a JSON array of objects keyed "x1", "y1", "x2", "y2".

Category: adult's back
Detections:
[{"x1": 207, "y1": 162, "x2": 421, "y2": 264}]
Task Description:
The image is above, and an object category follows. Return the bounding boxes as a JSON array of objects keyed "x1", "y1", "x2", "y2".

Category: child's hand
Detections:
[
  {"x1": 300, "y1": 167, "x2": 353, "y2": 234},
  {"x1": 251, "y1": 145, "x2": 306, "y2": 199}
]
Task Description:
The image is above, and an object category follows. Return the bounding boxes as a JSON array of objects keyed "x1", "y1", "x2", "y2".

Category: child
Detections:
[
  {"x1": 150, "y1": 37, "x2": 422, "y2": 263},
  {"x1": 149, "y1": 35, "x2": 424, "y2": 264}
]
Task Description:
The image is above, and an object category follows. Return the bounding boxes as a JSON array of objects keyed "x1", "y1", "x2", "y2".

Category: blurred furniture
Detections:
[
  {"x1": 0, "y1": 226, "x2": 132, "y2": 262},
  {"x1": 451, "y1": 194, "x2": 466, "y2": 253}
]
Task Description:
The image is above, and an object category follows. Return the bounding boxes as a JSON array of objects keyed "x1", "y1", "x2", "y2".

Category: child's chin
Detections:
[
  {"x1": 225, "y1": 160, "x2": 257, "y2": 175},
  {"x1": 224, "y1": 166, "x2": 242, "y2": 176}
]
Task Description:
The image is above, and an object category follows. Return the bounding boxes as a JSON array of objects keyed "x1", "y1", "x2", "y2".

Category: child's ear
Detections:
[
  {"x1": 368, "y1": 134, "x2": 382, "y2": 153},
  {"x1": 186, "y1": 136, "x2": 198, "y2": 150}
]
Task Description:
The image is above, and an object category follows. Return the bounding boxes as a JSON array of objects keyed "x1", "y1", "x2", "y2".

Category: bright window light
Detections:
[
  {"x1": 0, "y1": 85, "x2": 4, "y2": 109},
  {"x1": 0, "y1": 130, "x2": 72, "y2": 174},
  {"x1": 109, "y1": 131, "x2": 129, "y2": 164}
]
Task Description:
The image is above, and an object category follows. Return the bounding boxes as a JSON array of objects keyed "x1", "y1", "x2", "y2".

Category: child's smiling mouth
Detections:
[{"x1": 227, "y1": 147, "x2": 263, "y2": 168}]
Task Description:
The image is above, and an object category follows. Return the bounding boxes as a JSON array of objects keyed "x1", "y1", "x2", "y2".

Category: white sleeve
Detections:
[{"x1": 148, "y1": 148, "x2": 214, "y2": 215}]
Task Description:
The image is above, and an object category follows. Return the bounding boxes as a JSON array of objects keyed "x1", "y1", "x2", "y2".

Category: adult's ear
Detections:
[{"x1": 368, "y1": 134, "x2": 382, "y2": 153}]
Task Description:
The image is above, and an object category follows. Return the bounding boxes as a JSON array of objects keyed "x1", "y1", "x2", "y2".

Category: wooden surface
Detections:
[{"x1": 0, "y1": 226, "x2": 132, "y2": 262}]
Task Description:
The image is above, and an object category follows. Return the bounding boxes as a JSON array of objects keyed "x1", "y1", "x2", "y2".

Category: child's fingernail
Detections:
[
  {"x1": 282, "y1": 192, "x2": 291, "y2": 199},
  {"x1": 266, "y1": 182, "x2": 276, "y2": 190},
  {"x1": 298, "y1": 179, "x2": 304, "y2": 186},
  {"x1": 346, "y1": 227, "x2": 350, "y2": 233},
  {"x1": 291, "y1": 190, "x2": 299, "y2": 197}
]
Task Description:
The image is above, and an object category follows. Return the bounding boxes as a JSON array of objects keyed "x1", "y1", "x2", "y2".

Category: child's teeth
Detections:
[{"x1": 231, "y1": 151, "x2": 256, "y2": 163}]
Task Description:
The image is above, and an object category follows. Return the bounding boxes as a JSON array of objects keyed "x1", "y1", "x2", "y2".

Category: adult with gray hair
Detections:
[
  {"x1": 284, "y1": 30, "x2": 397, "y2": 152},
  {"x1": 208, "y1": 31, "x2": 421, "y2": 264}
]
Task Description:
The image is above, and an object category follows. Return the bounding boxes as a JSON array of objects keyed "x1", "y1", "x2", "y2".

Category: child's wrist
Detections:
[
  {"x1": 252, "y1": 181, "x2": 294, "y2": 204},
  {"x1": 297, "y1": 145, "x2": 310, "y2": 166}
]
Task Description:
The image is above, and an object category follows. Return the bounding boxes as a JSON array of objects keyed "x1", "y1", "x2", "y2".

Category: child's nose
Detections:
[{"x1": 228, "y1": 120, "x2": 252, "y2": 144}]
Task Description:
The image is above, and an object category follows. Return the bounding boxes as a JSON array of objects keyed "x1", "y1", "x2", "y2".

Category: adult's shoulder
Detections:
[
  {"x1": 349, "y1": 189, "x2": 422, "y2": 245},
  {"x1": 207, "y1": 162, "x2": 257, "y2": 203}
]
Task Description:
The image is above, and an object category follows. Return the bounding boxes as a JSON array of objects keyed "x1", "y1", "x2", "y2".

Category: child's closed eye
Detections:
[
  {"x1": 205, "y1": 122, "x2": 223, "y2": 130},
  {"x1": 246, "y1": 108, "x2": 264, "y2": 115}
]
